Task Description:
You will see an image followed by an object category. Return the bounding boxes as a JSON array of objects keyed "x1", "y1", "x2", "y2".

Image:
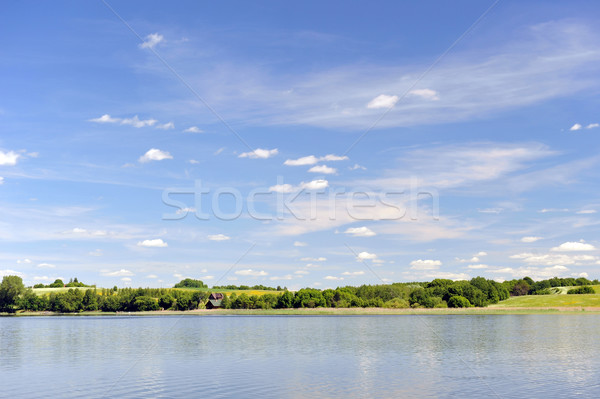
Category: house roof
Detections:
[
  {"x1": 208, "y1": 299, "x2": 222, "y2": 307},
  {"x1": 209, "y1": 292, "x2": 224, "y2": 300}
]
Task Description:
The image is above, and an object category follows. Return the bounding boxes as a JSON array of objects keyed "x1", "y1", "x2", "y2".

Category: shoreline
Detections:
[{"x1": 4, "y1": 306, "x2": 600, "y2": 317}]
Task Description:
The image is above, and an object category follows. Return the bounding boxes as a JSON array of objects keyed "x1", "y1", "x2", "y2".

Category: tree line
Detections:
[{"x1": 0, "y1": 275, "x2": 597, "y2": 313}]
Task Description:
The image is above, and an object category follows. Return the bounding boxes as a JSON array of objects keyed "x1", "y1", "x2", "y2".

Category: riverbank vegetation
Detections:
[{"x1": 0, "y1": 275, "x2": 598, "y2": 314}]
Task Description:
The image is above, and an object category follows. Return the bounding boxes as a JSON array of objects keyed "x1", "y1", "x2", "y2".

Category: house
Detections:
[{"x1": 206, "y1": 292, "x2": 224, "y2": 309}]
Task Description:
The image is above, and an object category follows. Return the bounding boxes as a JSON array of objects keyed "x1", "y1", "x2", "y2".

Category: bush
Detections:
[
  {"x1": 567, "y1": 286, "x2": 595, "y2": 294},
  {"x1": 383, "y1": 298, "x2": 410, "y2": 308},
  {"x1": 133, "y1": 296, "x2": 159, "y2": 311},
  {"x1": 447, "y1": 295, "x2": 471, "y2": 308}
]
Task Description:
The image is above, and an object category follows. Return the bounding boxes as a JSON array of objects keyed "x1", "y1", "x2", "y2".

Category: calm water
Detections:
[{"x1": 1, "y1": 315, "x2": 599, "y2": 398}]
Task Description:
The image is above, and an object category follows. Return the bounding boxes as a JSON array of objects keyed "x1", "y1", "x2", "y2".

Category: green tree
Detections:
[
  {"x1": 447, "y1": 295, "x2": 471, "y2": 308},
  {"x1": 0, "y1": 275, "x2": 26, "y2": 312}
]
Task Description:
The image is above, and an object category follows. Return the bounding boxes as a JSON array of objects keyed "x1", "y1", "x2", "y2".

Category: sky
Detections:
[{"x1": 1, "y1": 0, "x2": 600, "y2": 289}]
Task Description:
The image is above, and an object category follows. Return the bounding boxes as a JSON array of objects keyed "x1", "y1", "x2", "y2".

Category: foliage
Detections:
[
  {"x1": 567, "y1": 286, "x2": 595, "y2": 294},
  {"x1": 212, "y1": 284, "x2": 280, "y2": 291},
  {"x1": 0, "y1": 275, "x2": 26, "y2": 312},
  {"x1": 447, "y1": 295, "x2": 471, "y2": 308},
  {"x1": 173, "y1": 279, "x2": 207, "y2": 289}
]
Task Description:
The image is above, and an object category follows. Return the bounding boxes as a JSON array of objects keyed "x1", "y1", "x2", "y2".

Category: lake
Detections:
[{"x1": 1, "y1": 315, "x2": 599, "y2": 398}]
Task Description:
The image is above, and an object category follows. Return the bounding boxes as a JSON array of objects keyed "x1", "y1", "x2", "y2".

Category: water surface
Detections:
[{"x1": 1, "y1": 315, "x2": 599, "y2": 398}]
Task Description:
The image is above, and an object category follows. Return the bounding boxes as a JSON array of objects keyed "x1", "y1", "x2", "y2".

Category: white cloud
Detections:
[
  {"x1": 510, "y1": 252, "x2": 597, "y2": 266},
  {"x1": 308, "y1": 165, "x2": 337, "y2": 174},
  {"x1": 357, "y1": 251, "x2": 377, "y2": 261},
  {"x1": 146, "y1": 274, "x2": 158, "y2": 279},
  {"x1": 300, "y1": 257, "x2": 326, "y2": 262},
  {"x1": 203, "y1": 275, "x2": 215, "y2": 280},
  {"x1": 122, "y1": 115, "x2": 157, "y2": 128},
  {"x1": 410, "y1": 259, "x2": 442, "y2": 270},
  {"x1": 342, "y1": 271, "x2": 365, "y2": 276},
  {"x1": 294, "y1": 270, "x2": 309, "y2": 275},
  {"x1": 0, "y1": 150, "x2": 20, "y2": 166},
  {"x1": 214, "y1": 147, "x2": 225, "y2": 155},
  {"x1": 301, "y1": 179, "x2": 329, "y2": 190},
  {"x1": 239, "y1": 148, "x2": 278, "y2": 159},
  {"x1": 0, "y1": 177, "x2": 4, "y2": 185},
  {"x1": 235, "y1": 269, "x2": 268, "y2": 277},
  {"x1": 344, "y1": 226, "x2": 376, "y2": 237},
  {"x1": 88, "y1": 114, "x2": 120, "y2": 124},
  {"x1": 587, "y1": 123, "x2": 599, "y2": 129},
  {"x1": 293, "y1": 241, "x2": 307, "y2": 247},
  {"x1": 284, "y1": 155, "x2": 319, "y2": 166},
  {"x1": 139, "y1": 33, "x2": 164, "y2": 49},
  {"x1": 208, "y1": 234, "x2": 230, "y2": 241},
  {"x1": 37, "y1": 263, "x2": 55, "y2": 268},
  {"x1": 269, "y1": 184, "x2": 295, "y2": 193},
  {"x1": 349, "y1": 164, "x2": 366, "y2": 171},
  {"x1": 468, "y1": 264, "x2": 489, "y2": 269},
  {"x1": 409, "y1": 88, "x2": 440, "y2": 101},
  {"x1": 521, "y1": 236, "x2": 542, "y2": 243},
  {"x1": 156, "y1": 122, "x2": 175, "y2": 130},
  {"x1": 476, "y1": 251, "x2": 488, "y2": 256},
  {"x1": 184, "y1": 126, "x2": 203, "y2": 133},
  {"x1": 550, "y1": 241, "x2": 596, "y2": 252},
  {"x1": 0, "y1": 269, "x2": 24, "y2": 277},
  {"x1": 324, "y1": 275, "x2": 344, "y2": 281},
  {"x1": 137, "y1": 238, "x2": 168, "y2": 248},
  {"x1": 72, "y1": 227, "x2": 87, "y2": 234},
  {"x1": 320, "y1": 154, "x2": 348, "y2": 162},
  {"x1": 121, "y1": 277, "x2": 132, "y2": 282},
  {"x1": 189, "y1": 160, "x2": 200, "y2": 164},
  {"x1": 17, "y1": 259, "x2": 32, "y2": 264},
  {"x1": 570, "y1": 123, "x2": 583, "y2": 131},
  {"x1": 478, "y1": 208, "x2": 503, "y2": 214},
  {"x1": 284, "y1": 154, "x2": 348, "y2": 166},
  {"x1": 367, "y1": 94, "x2": 399, "y2": 109},
  {"x1": 577, "y1": 210, "x2": 597, "y2": 214},
  {"x1": 139, "y1": 149, "x2": 173, "y2": 163},
  {"x1": 102, "y1": 269, "x2": 134, "y2": 277}
]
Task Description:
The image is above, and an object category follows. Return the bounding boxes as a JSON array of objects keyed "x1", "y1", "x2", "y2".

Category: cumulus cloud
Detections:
[
  {"x1": 88, "y1": 114, "x2": 121, "y2": 124},
  {"x1": 37, "y1": 263, "x2": 55, "y2": 268},
  {"x1": 156, "y1": 122, "x2": 175, "y2": 130},
  {"x1": 269, "y1": 184, "x2": 295, "y2": 193},
  {"x1": 587, "y1": 123, "x2": 599, "y2": 129},
  {"x1": 269, "y1": 274, "x2": 294, "y2": 281},
  {"x1": 550, "y1": 241, "x2": 596, "y2": 252},
  {"x1": 101, "y1": 269, "x2": 134, "y2": 277},
  {"x1": 284, "y1": 155, "x2": 319, "y2": 166},
  {"x1": 324, "y1": 275, "x2": 344, "y2": 281},
  {"x1": 208, "y1": 234, "x2": 230, "y2": 241},
  {"x1": 467, "y1": 264, "x2": 489, "y2": 269},
  {"x1": 139, "y1": 149, "x2": 173, "y2": 163},
  {"x1": 357, "y1": 252, "x2": 377, "y2": 261},
  {"x1": 294, "y1": 270, "x2": 309, "y2": 275},
  {"x1": 409, "y1": 88, "x2": 440, "y2": 101},
  {"x1": 122, "y1": 115, "x2": 157, "y2": 128},
  {"x1": 521, "y1": 236, "x2": 542, "y2": 243},
  {"x1": 300, "y1": 257, "x2": 326, "y2": 262},
  {"x1": 301, "y1": 179, "x2": 329, "y2": 190},
  {"x1": 284, "y1": 154, "x2": 348, "y2": 166},
  {"x1": 17, "y1": 259, "x2": 32, "y2": 264},
  {"x1": 342, "y1": 271, "x2": 365, "y2": 276},
  {"x1": 367, "y1": 94, "x2": 399, "y2": 109},
  {"x1": 349, "y1": 164, "x2": 366, "y2": 171},
  {"x1": 235, "y1": 269, "x2": 268, "y2": 277},
  {"x1": 510, "y1": 252, "x2": 597, "y2": 266},
  {"x1": 0, "y1": 150, "x2": 20, "y2": 166},
  {"x1": 239, "y1": 148, "x2": 278, "y2": 159},
  {"x1": 0, "y1": 177, "x2": 4, "y2": 185},
  {"x1": 344, "y1": 226, "x2": 376, "y2": 237},
  {"x1": 577, "y1": 210, "x2": 597, "y2": 214},
  {"x1": 121, "y1": 277, "x2": 132, "y2": 282},
  {"x1": 308, "y1": 165, "x2": 337, "y2": 174},
  {"x1": 293, "y1": 241, "x2": 307, "y2": 247},
  {"x1": 146, "y1": 274, "x2": 158, "y2": 279},
  {"x1": 410, "y1": 259, "x2": 442, "y2": 270},
  {"x1": 137, "y1": 238, "x2": 168, "y2": 248},
  {"x1": 569, "y1": 123, "x2": 582, "y2": 131},
  {"x1": 139, "y1": 33, "x2": 164, "y2": 49},
  {"x1": 184, "y1": 126, "x2": 203, "y2": 133},
  {"x1": 1, "y1": 269, "x2": 24, "y2": 277}
]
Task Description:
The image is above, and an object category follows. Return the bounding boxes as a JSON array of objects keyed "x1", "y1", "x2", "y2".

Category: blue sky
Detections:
[{"x1": 2, "y1": 1, "x2": 600, "y2": 288}]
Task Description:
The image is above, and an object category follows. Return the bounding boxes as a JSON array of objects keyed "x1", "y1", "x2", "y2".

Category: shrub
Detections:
[
  {"x1": 447, "y1": 295, "x2": 471, "y2": 308},
  {"x1": 567, "y1": 286, "x2": 595, "y2": 295}
]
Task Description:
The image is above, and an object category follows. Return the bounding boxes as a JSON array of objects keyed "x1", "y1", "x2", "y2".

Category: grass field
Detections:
[{"x1": 491, "y1": 289, "x2": 600, "y2": 308}]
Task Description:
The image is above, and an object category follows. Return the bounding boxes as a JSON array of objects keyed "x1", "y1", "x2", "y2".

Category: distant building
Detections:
[{"x1": 206, "y1": 292, "x2": 224, "y2": 309}]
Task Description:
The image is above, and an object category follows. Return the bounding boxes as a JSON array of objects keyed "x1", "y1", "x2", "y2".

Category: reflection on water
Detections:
[{"x1": 1, "y1": 315, "x2": 600, "y2": 398}]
